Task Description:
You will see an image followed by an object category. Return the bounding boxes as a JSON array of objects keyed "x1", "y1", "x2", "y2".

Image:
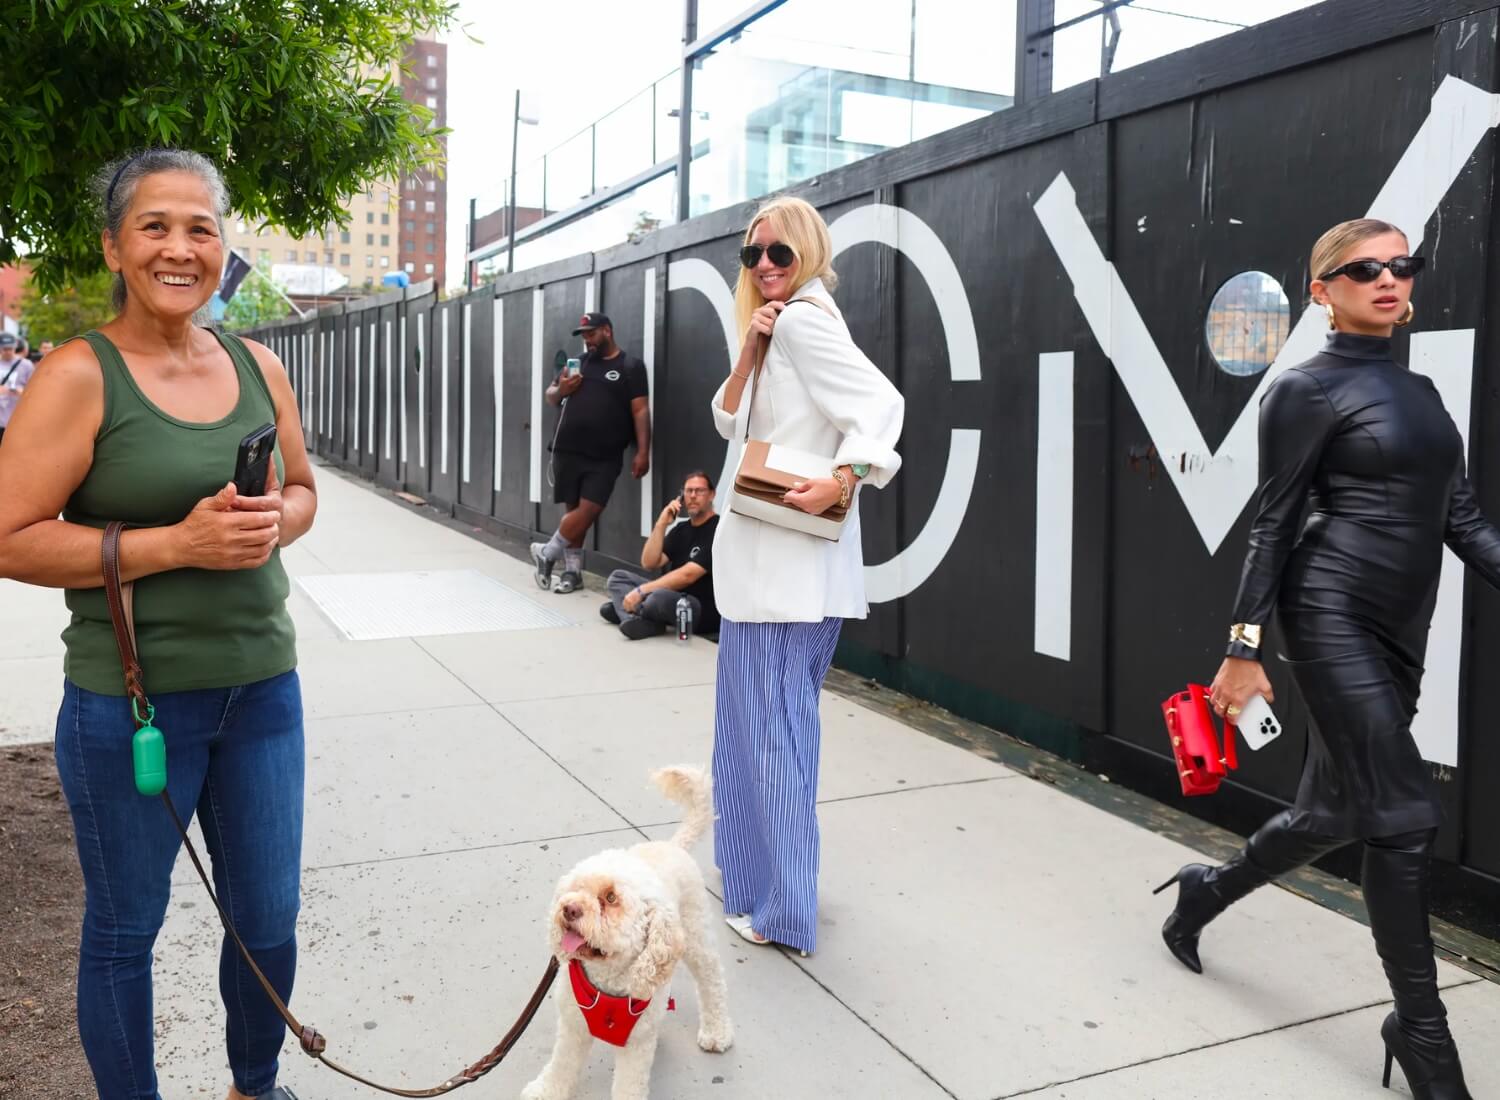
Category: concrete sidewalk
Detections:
[{"x1": 4, "y1": 463, "x2": 1497, "y2": 1100}]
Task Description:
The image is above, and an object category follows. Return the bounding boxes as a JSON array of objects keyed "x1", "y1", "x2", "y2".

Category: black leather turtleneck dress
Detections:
[{"x1": 1229, "y1": 331, "x2": 1500, "y2": 837}]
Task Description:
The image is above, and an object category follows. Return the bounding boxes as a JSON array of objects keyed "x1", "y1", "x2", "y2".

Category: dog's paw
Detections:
[
  {"x1": 697, "y1": 1020, "x2": 734, "y2": 1053},
  {"x1": 521, "y1": 1077, "x2": 557, "y2": 1100}
]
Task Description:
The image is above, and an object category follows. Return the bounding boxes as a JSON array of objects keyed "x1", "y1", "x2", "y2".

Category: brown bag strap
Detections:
[
  {"x1": 740, "y1": 295, "x2": 833, "y2": 443},
  {"x1": 99, "y1": 521, "x2": 558, "y2": 1095}
]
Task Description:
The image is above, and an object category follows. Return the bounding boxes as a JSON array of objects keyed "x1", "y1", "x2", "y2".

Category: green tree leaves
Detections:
[
  {"x1": 17, "y1": 269, "x2": 116, "y2": 342},
  {"x1": 0, "y1": 0, "x2": 458, "y2": 295}
]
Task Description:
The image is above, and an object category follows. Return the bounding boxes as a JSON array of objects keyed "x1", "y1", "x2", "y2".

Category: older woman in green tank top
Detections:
[{"x1": 0, "y1": 150, "x2": 316, "y2": 1100}]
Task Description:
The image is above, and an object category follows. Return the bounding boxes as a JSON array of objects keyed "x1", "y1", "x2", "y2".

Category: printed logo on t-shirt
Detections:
[
  {"x1": 605, "y1": 369, "x2": 621, "y2": 381},
  {"x1": 690, "y1": 545, "x2": 702, "y2": 560}
]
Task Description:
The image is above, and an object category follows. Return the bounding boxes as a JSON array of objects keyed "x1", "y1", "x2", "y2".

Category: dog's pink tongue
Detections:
[{"x1": 561, "y1": 930, "x2": 587, "y2": 954}]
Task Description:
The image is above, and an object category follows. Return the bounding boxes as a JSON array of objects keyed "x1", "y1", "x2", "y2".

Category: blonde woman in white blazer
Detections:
[{"x1": 709, "y1": 196, "x2": 904, "y2": 956}]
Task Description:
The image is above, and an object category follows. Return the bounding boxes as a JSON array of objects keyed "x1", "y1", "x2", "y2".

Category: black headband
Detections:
[{"x1": 105, "y1": 154, "x2": 142, "y2": 210}]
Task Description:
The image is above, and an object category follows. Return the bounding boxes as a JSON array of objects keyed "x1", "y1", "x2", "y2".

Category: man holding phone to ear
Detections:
[
  {"x1": 532, "y1": 312, "x2": 650, "y2": 593},
  {"x1": 602, "y1": 470, "x2": 720, "y2": 639}
]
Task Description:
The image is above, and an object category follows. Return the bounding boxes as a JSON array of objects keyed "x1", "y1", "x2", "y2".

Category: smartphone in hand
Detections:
[{"x1": 234, "y1": 423, "x2": 278, "y2": 497}]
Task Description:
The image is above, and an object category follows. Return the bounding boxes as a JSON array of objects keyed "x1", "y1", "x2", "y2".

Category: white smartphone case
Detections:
[{"x1": 1234, "y1": 694, "x2": 1282, "y2": 751}]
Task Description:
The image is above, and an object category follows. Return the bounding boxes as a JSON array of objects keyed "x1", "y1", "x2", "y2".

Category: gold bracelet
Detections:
[
  {"x1": 831, "y1": 468, "x2": 852, "y2": 510},
  {"x1": 731, "y1": 368, "x2": 751, "y2": 380}
]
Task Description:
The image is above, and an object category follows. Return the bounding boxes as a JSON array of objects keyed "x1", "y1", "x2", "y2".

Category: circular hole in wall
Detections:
[{"x1": 1206, "y1": 272, "x2": 1291, "y2": 377}]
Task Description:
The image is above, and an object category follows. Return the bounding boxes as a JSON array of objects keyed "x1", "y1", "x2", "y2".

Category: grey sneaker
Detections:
[
  {"x1": 529, "y1": 542, "x2": 554, "y2": 590},
  {"x1": 554, "y1": 571, "x2": 583, "y2": 594}
]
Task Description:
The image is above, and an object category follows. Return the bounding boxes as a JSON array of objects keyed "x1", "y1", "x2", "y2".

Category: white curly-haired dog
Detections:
[{"x1": 521, "y1": 766, "x2": 733, "y2": 1100}]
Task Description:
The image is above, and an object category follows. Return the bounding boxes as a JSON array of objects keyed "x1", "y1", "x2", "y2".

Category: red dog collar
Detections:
[{"x1": 568, "y1": 959, "x2": 673, "y2": 1047}]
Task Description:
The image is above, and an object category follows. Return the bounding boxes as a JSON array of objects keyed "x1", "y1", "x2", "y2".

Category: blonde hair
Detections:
[
  {"x1": 733, "y1": 195, "x2": 838, "y2": 338},
  {"x1": 1308, "y1": 218, "x2": 1406, "y2": 287}
]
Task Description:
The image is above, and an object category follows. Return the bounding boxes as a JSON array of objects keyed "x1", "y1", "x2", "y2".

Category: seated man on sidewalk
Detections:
[{"x1": 602, "y1": 471, "x2": 720, "y2": 640}]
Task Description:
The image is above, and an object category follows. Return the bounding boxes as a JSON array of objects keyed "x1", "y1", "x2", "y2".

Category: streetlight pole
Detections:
[{"x1": 507, "y1": 89, "x2": 521, "y2": 275}]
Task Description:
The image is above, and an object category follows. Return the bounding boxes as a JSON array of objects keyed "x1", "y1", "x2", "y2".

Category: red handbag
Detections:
[{"x1": 1160, "y1": 684, "x2": 1239, "y2": 797}]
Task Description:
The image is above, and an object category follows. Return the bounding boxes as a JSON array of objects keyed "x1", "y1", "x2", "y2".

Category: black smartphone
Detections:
[{"x1": 233, "y1": 423, "x2": 278, "y2": 497}]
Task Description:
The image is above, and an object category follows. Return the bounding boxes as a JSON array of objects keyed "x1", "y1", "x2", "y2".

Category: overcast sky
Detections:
[{"x1": 439, "y1": 0, "x2": 1322, "y2": 287}]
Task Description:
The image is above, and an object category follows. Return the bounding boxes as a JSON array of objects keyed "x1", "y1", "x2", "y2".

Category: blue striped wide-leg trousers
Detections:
[{"x1": 711, "y1": 615, "x2": 842, "y2": 954}]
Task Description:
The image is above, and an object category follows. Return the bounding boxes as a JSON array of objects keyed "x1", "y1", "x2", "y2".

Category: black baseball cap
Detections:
[
  {"x1": 0, "y1": 333, "x2": 16, "y2": 348},
  {"x1": 572, "y1": 312, "x2": 611, "y2": 335}
]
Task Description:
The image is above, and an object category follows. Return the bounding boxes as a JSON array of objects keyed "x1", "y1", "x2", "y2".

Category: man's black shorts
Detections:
[{"x1": 553, "y1": 450, "x2": 621, "y2": 507}]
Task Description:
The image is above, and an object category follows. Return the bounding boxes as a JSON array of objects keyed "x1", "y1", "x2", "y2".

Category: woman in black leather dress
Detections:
[{"x1": 1155, "y1": 219, "x2": 1498, "y2": 1099}]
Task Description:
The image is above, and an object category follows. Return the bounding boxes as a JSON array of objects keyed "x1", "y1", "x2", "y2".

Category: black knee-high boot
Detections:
[
  {"x1": 1155, "y1": 809, "x2": 1345, "y2": 973},
  {"x1": 1364, "y1": 830, "x2": 1470, "y2": 1100}
]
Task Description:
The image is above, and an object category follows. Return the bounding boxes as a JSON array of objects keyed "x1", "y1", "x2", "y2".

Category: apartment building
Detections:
[{"x1": 398, "y1": 40, "x2": 448, "y2": 288}]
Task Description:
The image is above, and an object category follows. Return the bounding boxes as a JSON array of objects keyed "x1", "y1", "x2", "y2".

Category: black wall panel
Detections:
[
  {"x1": 593, "y1": 262, "x2": 652, "y2": 565},
  {"x1": 494, "y1": 288, "x2": 534, "y2": 531},
  {"x1": 536, "y1": 279, "x2": 590, "y2": 539},
  {"x1": 459, "y1": 290, "x2": 497, "y2": 513},
  {"x1": 427, "y1": 299, "x2": 462, "y2": 508}
]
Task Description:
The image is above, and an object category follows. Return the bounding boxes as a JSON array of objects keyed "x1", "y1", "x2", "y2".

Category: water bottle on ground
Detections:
[{"x1": 676, "y1": 597, "x2": 693, "y2": 642}]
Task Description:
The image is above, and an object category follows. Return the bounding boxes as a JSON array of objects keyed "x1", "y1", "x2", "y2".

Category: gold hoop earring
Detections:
[
  {"x1": 1326, "y1": 305, "x2": 1336, "y2": 331},
  {"x1": 1394, "y1": 301, "x2": 1415, "y2": 327}
]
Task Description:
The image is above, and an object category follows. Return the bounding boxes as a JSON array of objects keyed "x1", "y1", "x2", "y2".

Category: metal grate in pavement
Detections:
[{"x1": 297, "y1": 569, "x2": 573, "y2": 641}]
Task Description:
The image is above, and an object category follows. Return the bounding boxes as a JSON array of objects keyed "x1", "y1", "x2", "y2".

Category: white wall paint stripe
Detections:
[
  {"x1": 864, "y1": 429, "x2": 982, "y2": 605},
  {"x1": 641, "y1": 267, "x2": 656, "y2": 537},
  {"x1": 584, "y1": 275, "x2": 596, "y2": 314},
  {"x1": 1410, "y1": 328, "x2": 1476, "y2": 768},
  {"x1": 383, "y1": 319, "x2": 393, "y2": 460},
  {"x1": 1034, "y1": 352, "x2": 1074, "y2": 662},
  {"x1": 399, "y1": 315, "x2": 409, "y2": 463},
  {"x1": 666, "y1": 258, "x2": 740, "y2": 494},
  {"x1": 367, "y1": 321, "x2": 377, "y2": 454},
  {"x1": 530, "y1": 288, "x2": 544, "y2": 504},
  {"x1": 351, "y1": 325, "x2": 361, "y2": 456},
  {"x1": 462, "y1": 303, "x2": 473, "y2": 483},
  {"x1": 493, "y1": 297, "x2": 504, "y2": 489},
  {"x1": 440, "y1": 307, "x2": 450, "y2": 475},
  {"x1": 417, "y1": 311, "x2": 426, "y2": 467}
]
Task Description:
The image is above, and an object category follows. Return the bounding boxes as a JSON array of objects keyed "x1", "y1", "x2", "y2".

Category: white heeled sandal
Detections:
[{"x1": 725, "y1": 914, "x2": 809, "y2": 957}]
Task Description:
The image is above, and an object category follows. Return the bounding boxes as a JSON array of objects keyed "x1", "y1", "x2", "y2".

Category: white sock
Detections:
[
  {"x1": 542, "y1": 531, "x2": 567, "y2": 562},
  {"x1": 564, "y1": 548, "x2": 583, "y2": 575}
]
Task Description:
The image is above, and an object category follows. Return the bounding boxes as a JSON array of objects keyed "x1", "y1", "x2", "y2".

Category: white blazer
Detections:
[{"x1": 710, "y1": 277, "x2": 905, "y2": 623}]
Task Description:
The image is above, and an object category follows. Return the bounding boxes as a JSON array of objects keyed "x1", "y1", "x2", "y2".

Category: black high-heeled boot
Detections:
[
  {"x1": 1153, "y1": 809, "x2": 1344, "y2": 974},
  {"x1": 1382, "y1": 1012, "x2": 1471, "y2": 1099},
  {"x1": 1153, "y1": 854, "x2": 1268, "y2": 974},
  {"x1": 1366, "y1": 831, "x2": 1470, "y2": 1100}
]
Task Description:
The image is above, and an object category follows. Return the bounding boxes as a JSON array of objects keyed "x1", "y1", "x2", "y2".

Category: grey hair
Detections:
[{"x1": 93, "y1": 149, "x2": 231, "y2": 313}]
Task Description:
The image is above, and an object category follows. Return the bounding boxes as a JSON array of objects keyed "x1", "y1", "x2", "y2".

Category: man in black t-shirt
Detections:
[
  {"x1": 531, "y1": 312, "x2": 651, "y2": 594},
  {"x1": 602, "y1": 471, "x2": 720, "y2": 640}
]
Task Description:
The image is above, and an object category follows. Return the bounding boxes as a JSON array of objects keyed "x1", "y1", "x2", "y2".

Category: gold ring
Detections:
[{"x1": 1225, "y1": 704, "x2": 1242, "y2": 717}]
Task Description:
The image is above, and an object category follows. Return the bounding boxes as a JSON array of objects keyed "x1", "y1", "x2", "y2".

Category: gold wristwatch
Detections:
[{"x1": 1228, "y1": 623, "x2": 1262, "y2": 650}]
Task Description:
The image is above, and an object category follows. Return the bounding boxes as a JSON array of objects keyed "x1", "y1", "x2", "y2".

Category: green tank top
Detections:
[{"x1": 61, "y1": 329, "x2": 297, "y2": 696}]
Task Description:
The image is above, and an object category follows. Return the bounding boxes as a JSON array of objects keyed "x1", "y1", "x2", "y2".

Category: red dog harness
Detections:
[{"x1": 568, "y1": 960, "x2": 673, "y2": 1047}]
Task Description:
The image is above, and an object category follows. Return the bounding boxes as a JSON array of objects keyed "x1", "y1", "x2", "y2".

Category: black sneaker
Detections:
[
  {"x1": 529, "y1": 542, "x2": 553, "y2": 590},
  {"x1": 620, "y1": 617, "x2": 664, "y2": 640},
  {"x1": 554, "y1": 571, "x2": 583, "y2": 594},
  {"x1": 256, "y1": 1089, "x2": 300, "y2": 1100},
  {"x1": 599, "y1": 600, "x2": 620, "y2": 625}
]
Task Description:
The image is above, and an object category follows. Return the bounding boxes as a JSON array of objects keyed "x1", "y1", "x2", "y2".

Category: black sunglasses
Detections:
[
  {"x1": 1318, "y1": 255, "x2": 1425, "y2": 283},
  {"x1": 739, "y1": 242, "x2": 796, "y2": 269}
]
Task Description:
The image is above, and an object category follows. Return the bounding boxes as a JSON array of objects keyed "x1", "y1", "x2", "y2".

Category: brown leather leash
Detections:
[{"x1": 100, "y1": 521, "x2": 558, "y2": 1096}]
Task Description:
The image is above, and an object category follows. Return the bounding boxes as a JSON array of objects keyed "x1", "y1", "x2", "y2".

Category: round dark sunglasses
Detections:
[
  {"x1": 1318, "y1": 255, "x2": 1425, "y2": 283},
  {"x1": 739, "y1": 242, "x2": 796, "y2": 269}
]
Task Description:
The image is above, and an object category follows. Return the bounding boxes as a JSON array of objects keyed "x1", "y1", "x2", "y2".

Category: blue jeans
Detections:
[{"x1": 54, "y1": 670, "x2": 305, "y2": 1100}]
